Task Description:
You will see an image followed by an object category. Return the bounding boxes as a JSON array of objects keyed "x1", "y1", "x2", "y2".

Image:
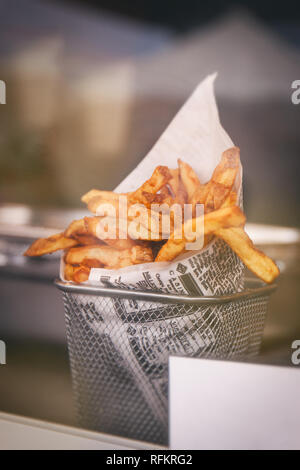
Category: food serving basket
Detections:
[{"x1": 55, "y1": 278, "x2": 276, "y2": 445}]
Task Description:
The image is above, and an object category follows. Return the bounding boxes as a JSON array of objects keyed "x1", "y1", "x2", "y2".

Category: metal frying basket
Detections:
[{"x1": 55, "y1": 279, "x2": 276, "y2": 445}]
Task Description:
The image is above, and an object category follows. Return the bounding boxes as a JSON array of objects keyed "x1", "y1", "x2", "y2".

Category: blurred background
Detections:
[
  {"x1": 0, "y1": 0, "x2": 299, "y2": 436},
  {"x1": 0, "y1": 0, "x2": 300, "y2": 224}
]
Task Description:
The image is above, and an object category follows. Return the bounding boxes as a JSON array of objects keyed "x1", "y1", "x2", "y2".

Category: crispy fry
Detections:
[
  {"x1": 130, "y1": 166, "x2": 172, "y2": 205},
  {"x1": 144, "y1": 186, "x2": 174, "y2": 206},
  {"x1": 86, "y1": 195, "x2": 158, "y2": 224},
  {"x1": 160, "y1": 185, "x2": 172, "y2": 199},
  {"x1": 167, "y1": 168, "x2": 187, "y2": 205},
  {"x1": 204, "y1": 146, "x2": 240, "y2": 212},
  {"x1": 168, "y1": 169, "x2": 179, "y2": 196},
  {"x1": 176, "y1": 174, "x2": 188, "y2": 206},
  {"x1": 156, "y1": 206, "x2": 245, "y2": 262},
  {"x1": 64, "y1": 263, "x2": 91, "y2": 282},
  {"x1": 104, "y1": 238, "x2": 140, "y2": 250},
  {"x1": 190, "y1": 184, "x2": 210, "y2": 239},
  {"x1": 84, "y1": 216, "x2": 132, "y2": 242},
  {"x1": 86, "y1": 170, "x2": 172, "y2": 215},
  {"x1": 85, "y1": 216, "x2": 107, "y2": 238},
  {"x1": 197, "y1": 188, "x2": 237, "y2": 248},
  {"x1": 77, "y1": 259, "x2": 103, "y2": 268},
  {"x1": 65, "y1": 244, "x2": 153, "y2": 269},
  {"x1": 64, "y1": 219, "x2": 105, "y2": 245},
  {"x1": 64, "y1": 263, "x2": 77, "y2": 281},
  {"x1": 81, "y1": 189, "x2": 122, "y2": 204},
  {"x1": 216, "y1": 227, "x2": 279, "y2": 283},
  {"x1": 82, "y1": 189, "x2": 163, "y2": 210},
  {"x1": 190, "y1": 184, "x2": 208, "y2": 206},
  {"x1": 87, "y1": 196, "x2": 120, "y2": 216},
  {"x1": 84, "y1": 214, "x2": 163, "y2": 242},
  {"x1": 178, "y1": 159, "x2": 201, "y2": 201},
  {"x1": 24, "y1": 233, "x2": 78, "y2": 257},
  {"x1": 64, "y1": 218, "x2": 87, "y2": 238},
  {"x1": 221, "y1": 190, "x2": 238, "y2": 208},
  {"x1": 72, "y1": 266, "x2": 91, "y2": 283},
  {"x1": 64, "y1": 262, "x2": 91, "y2": 283},
  {"x1": 74, "y1": 234, "x2": 104, "y2": 246},
  {"x1": 211, "y1": 187, "x2": 279, "y2": 283},
  {"x1": 135, "y1": 191, "x2": 167, "y2": 207},
  {"x1": 211, "y1": 147, "x2": 240, "y2": 186},
  {"x1": 86, "y1": 196, "x2": 157, "y2": 224}
]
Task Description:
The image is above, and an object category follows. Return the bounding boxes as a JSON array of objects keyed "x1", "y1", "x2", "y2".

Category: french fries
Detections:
[
  {"x1": 71, "y1": 234, "x2": 104, "y2": 246},
  {"x1": 130, "y1": 166, "x2": 172, "y2": 206},
  {"x1": 24, "y1": 232, "x2": 78, "y2": 256},
  {"x1": 64, "y1": 218, "x2": 87, "y2": 238},
  {"x1": 64, "y1": 263, "x2": 91, "y2": 283},
  {"x1": 156, "y1": 206, "x2": 246, "y2": 262},
  {"x1": 65, "y1": 244, "x2": 153, "y2": 269},
  {"x1": 199, "y1": 146, "x2": 240, "y2": 212},
  {"x1": 24, "y1": 151, "x2": 279, "y2": 285},
  {"x1": 178, "y1": 159, "x2": 201, "y2": 201},
  {"x1": 85, "y1": 196, "x2": 163, "y2": 236},
  {"x1": 81, "y1": 189, "x2": 122, "y2": 204},
  {"x1": 216, "y1": 227, "x2": 280, "y2": 284}
]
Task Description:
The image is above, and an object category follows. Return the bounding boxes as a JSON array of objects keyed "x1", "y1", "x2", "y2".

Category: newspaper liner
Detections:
[{"x1": 60, "y1": 74, "x2": 249, "y2": 443}]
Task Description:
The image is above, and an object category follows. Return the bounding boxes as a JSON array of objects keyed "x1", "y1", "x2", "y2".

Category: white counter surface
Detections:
[{"x1": 0, "y1": 412, "x2": 162, "y2": 450}]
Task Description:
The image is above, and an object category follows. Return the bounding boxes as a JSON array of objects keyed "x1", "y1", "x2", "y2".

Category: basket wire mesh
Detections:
[{"x1": 55, "y1": 279, "x2": 275, "y2": 445}]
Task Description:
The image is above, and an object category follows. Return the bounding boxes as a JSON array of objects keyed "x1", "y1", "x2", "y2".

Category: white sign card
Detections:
[{"x1": 169, "y1": 357, "x2": 300, "y2": 450}]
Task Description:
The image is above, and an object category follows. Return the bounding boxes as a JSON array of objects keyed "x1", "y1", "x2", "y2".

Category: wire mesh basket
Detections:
[{"x1": 55, "y1": 278, "x2": 276, "y2": 445}]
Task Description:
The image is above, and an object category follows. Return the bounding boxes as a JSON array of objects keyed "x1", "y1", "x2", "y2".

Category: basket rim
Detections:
[{"x1": 54, "y1": 278, "x2": 277, "y2": 305}]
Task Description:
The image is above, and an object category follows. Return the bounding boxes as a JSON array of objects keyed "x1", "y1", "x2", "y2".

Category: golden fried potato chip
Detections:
[
  {"x1": 168, "y1": 169, "x2": 179, "y2": 196},
  {"x1": 24, "y1": 233, "x2": 78, "y2": 257},
  {"x1": 178, "y1": 159, "x2": 201, "y2": 201},
  {"x1": 64, "y1": 218, "x2": 87, "y2": 238},
  {"x1": 216, "y1": 227, "x2": 279, "y2": 283},
  {"x1": 221, "y1": 190, "x2": 238, "y2": 208},
  {"x1": 81, "y1": 189, "x2": 122, "y2": 204},
  {"x1": 156, "y1": 206, "x2": 246, "y2": 262},
  {"x1": 64, "y1": 264, "x2": 91, "y2": 283},
  {"x1": 204, "y1": 146, "x2": 240, "y2": 212},
  {"x1": 145, "y1": 186, "x2": 174, "y2": 206},
  {"x1": 86, "y1": 196, "x2": 120, "y2": 216},
  {"x1": 167, "y1": 168, "x2": 187, "y2": 205},
  {"x1": 84, "y1": 214, "x2": 163, "y2": 242},
  {"x1": 65, "y1": 244, "x2": 153, "y2": 269},
  {"x1": 103, "y1": 238, "x2": 141, "y2": 250},
  {"x1": 74, "y1": 234, "x2": 104, "y2": 246},
  {"x1": 72, "y1": 266, "x2": 91, "y2": 283},
  {"x1": 64, "y1": 219, "x2": 105, "y2": 245},
  {"x1": 130, "y1": 166, "x2": 172, "y2": 205}
]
